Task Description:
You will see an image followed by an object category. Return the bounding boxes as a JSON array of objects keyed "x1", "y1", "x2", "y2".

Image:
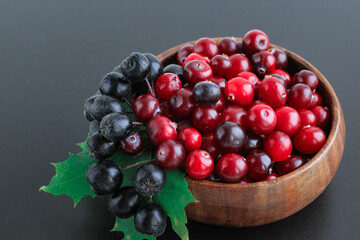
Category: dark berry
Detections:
[
  {"x1": 109, "y1": 186, "x2": 141, "y2": 219},
  {"x1": 163, "y1": 64, "x2": 185, "y2": 83},
  {"x1": 146, "y1": 116, "x2": 177, "y2": 147},
  {"x1": 89, "y1": 120, "x2": 100, "y2": 136},
  {"x1": 275, "y1": 155, "x2": 305, "y2": 176},
  {"x1": 133, "y1": 94, "x2": 160, "y2": 122},
  {"x1": 156, "y1": 140, "x2": 186, "y2": 170},
  {"x1": 211, "y1": 76, "x2": 227, "y2": 94},
  {"x1": 185, "y1": 149, "x2": 214, "y2": 179},
  {"x1": 192, "y1": 105, "x2": 219, "y2": 132},
  {"x1": 99, "y1": 72, "x2": 132, "y2": 102},
  {"x1": 214, "y1": 121, "x2": 246, "y2": 153},
  {"x1": 288, "y1": 83, "x2": 312, "y2": 109},
  {"x1": 201, "y1": 132, "x2": 221, "y2": 159},
  {"x1": 212, "y1": 94, "x2": 226, "y2": 113},
  {"x1": 84, "y1": 95, "x2": 98, "y2": 121},
  {"x1": 259, "y1": 77, "x2": 287, "y2": 109},
  {"x1": 293, "y1": 70, "x2": 318, "y2": 90},
  {"x1": 210, "y1": 55, "x2": 232, "y2": 76},
  {"x1": 242, "y1": 29, "x2": 269, "y2": 56},
  {"x1": 120, "y1": 52, "x2": 150, "y2": 82},
  {"x1": 135, "y1": 163, "x2": 165, "y2": 197},
  {"x1": 100, "y1": 113, "x2": 132, "y2": 141},
  {"x1": 155, "y1": 73, "x2": 182, "y2": 100},
  {"x1": 226, "y1": 53, "x2": 251, "y2": 79},
  {"x1": 169, "y1": 88, "x2": 197, "y2": 119},
  {"x1": 86, "y1": 160, "x2": 123, "y2": 195},
  {"x1": 134, "y1": 202, "x2": 167, "y2": 237},
  {"x1": 240, "y1": 131, "x2": 264, "y2": 156},
  {"x1": 120, "y1": 131, "x2": 143, "y2": 155},
  {"x1": 144, "y1": 53, "x2": 163, "y2": 83},
  {"x1": 218, "y1": 37, "x2": 239, "y2": 56},
  {"x1": 87, "y1": 132, "x2": 118, "y2": 160},
  {"x1": 176, "y1": 45, "x2": 193, "y2": 66},
  {"x1": 193, "y1": 37, "x2": 219, "y2": 58},
  {"x1": 215, "y1": 153, "x2": 248, "y2": 183},
  {"x1": 264, "y1": 131, "x2": 292, "y2": 162},
  {"x1": 193, "y1": 81, "x2": 221, "y2": 105},
  {"x1": 251, "y1": 51, "x2": 276, "y2": 76},
  {"x1": 178, "y1": 128, "x2": 202, "y2": 152},
  {"x1": 176, "y1": 119, "x2": 195, "y2": 134},
  {"x1": 184, "y1": 60, "x2": 213, "y2": 86},
  {"x1": 246, "y1": 150, "x2": 273, "y2": 180},
  {"x1": 269, "y1": 48, "x2": 288, "y2": 70},
  {"x1": 159, "y1": 100, "x2": 179, "y2": 122},
  {"x1": 90, "y1": 95, "x2": 124, "y2": 122}
]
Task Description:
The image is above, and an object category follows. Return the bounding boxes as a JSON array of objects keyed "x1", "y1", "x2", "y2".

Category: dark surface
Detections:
[{"x1": 0, "y1": 0, "x2": 359, "y2": 239}]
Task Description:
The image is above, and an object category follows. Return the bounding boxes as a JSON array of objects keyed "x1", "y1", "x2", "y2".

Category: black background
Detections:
[{"x1": 1, "y1": 0, "x2": 359, "y2": 239}]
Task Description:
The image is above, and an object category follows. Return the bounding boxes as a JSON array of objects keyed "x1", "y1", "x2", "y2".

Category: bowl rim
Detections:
[{"x1": 157, "y1": 37, "x2": 342, "y2": 189}]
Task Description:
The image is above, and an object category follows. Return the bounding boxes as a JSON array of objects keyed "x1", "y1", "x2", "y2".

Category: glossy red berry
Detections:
[
  {"x1": 210, "y1": 55, "x2": 232, "y2": 76},
  {"x1": 269, "y1": 48, "x2": 288, "y2": 70},
  {"x1": 169, "y1": 88, "x2": 197, "y2": 120},
  {"x1": 176, "y1": 45, "x2": 193, "y2": 65},
  {"x1": 193, "y1": 38, "x2": 219, "y2": 59},
  {"x1": 184, "y1": 60, "x2": 213, "y2": 86},
  {"x1": 159, "y1": 100, "x2": 178, "y2": 122},
  {"x1": 264, "y1": 131, "x2": 292, "y2": 162},
  {"x1": 224, "y1": 77, "x2": 254, "y2": 106},
  {"x1": 226, "y1": 54, "x2": 251, "y2": 79},
  {"x1": 201, "y1": 132, "x2": 221, "y2": 159},
  {"x1": 212, "y1": 94, "x2": 226, "y2": 113},
  {"x1": 246, "y1": 150, "x2": 273, "y2": 180},
  {"x1": 155, "y1": 73, "x2": 182, "y2": 100},
  {"x1": 240, "y1": 131, "x2": 264, "y2": 156},
  {"x1": 211, "y1": 76, "x2": 227, "y2": 94},
  {"x1": 156, "y1": 140, "x2": 186, "y2": 170},
  {"x1": 235, "y1": 71, "x2": 260, "y2": 87},
  {"x1": 275, "y1": 155, "x2": 305, "y2": 176},
  {"x1": 182, "y1": 53, "x2": 210, "y2": 68},
  {"x1": 311, "y1": 106, "x2": 330, "y2": 129},
  {"x1": 309, "y1": 92, "x2": 324, "y2": 108},
  {"x1": 218, "y1": 37, "x2": 239, "y2": 56},
  {"x1": 219, "y1": 105, "x2": 247, "y2": 129},
  {"x1": 178, "y1": 128, "x2": 202, "y2": 152},
  {"x1": 259, "y1": 77, "x2": 287, "y2": 109},
  {"x1": 192, "y1": 105, "x2": 219, "y2": 132},
  {"x1": 287, "y1": 83, "x2": 312, "y2": 109},
  {"x1": 269, "y1": 69, "x2": 291, "y2": 86},
  {"x1": 293, "y1": 126, "x2": 326, "y2": 154},
  {"x1": 238, "y1": 176, "x2": 254, "y2": 184},
  {"x1": 293, "y1": 70, "x2": 318, "y2": 90},
  {"x1": 298, "y1": 109, "x2": 317, "y2": 127},
  {"x1": 120, "y1": 131, "x2": 143, "y2": 155},
  {"x1": 146, "y1": 116, "x2": 177, "y2": 147},
  {"x1": 215, "y1": 153, "x2": 248, "y2": 183},
  {"x1": 214, "y1": 122, "x2": 246, "y2": 153},
  {"x1": 275, "y1": 106, "x2": 301, "y2": 136},
  {"x1": 133, "y1": 94, "x2": 160, "y2": 122},
  {"x1": 263, "y1": 172, "x2": 278, "y2": 181},
  {"x1": 242, "y1": 29, "x2": 269, "y2": 56},
  {"x1": 247, "y1": 104, "x2": 277, "y2": 135},
  {"x1": 185, "y1": 149, "x2": 214, "y2": 179},
  {"x1": 251, "y1": 51, "x2": 276, "y2": 76}
]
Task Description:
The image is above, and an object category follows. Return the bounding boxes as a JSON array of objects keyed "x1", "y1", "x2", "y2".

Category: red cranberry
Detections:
[
  {"x1": 247, "y1": 104, "x2": 277, "y2": 135},
  {"x1": 288, "y1": 83, "x2": 312, "y2": 109},
  {"x1": 184, "y1": 60, "x2": 213, "y2": 86},
  {"x1": 212, "y1": 94, "x2": 226, "y2": 113},
  {"x1": 224, "y1": 77, "x2": 254, "y2": 106},
  {"x1": 176, "y1": 119, "x2": 195, "y2": 134},
  {"x1": 182, "y1": 53, "x2": 210, "y2": 68},
  {"x1": 275, "y1": 155, "x2": 305, "y2": 176},
  {"x1": 246, "y1": 150, "x2": 273, "y2": 180},
  {"x1": 269, "y1": 48, "x2": 288, "y2": 70},
  {"x1": 178, "y1": 128, "x2": 202, "y2": 152},
  {"x1": 251, "y1": 51, "x2": 276, "y2": 76},
  {"x1": 214, "y1": 122, "x2": 246, "y2": 153},
  {"x1": 240, "y1": 131, "x2": 264, "y2": 156},
  {"x1": 159, "y1": 100, "x2": 179, "y2": 122},
  {"x1": 293, "y1": 70, "x2": 318, "y2": 90},
  {"x1": 201, "y1": 132, "x2": 221, "y2": 159},
  {"x1": 259, "y1": 77, "x2": 287, "y2": 109},
  {"x1": 264, "y1": 131, "x2": 292, "y2": 162},
  {"x1": 218, "y1": 37, "x2": 239, "y2": 56},
  {"x1": 248, "y1": 99, "x2": 266, "y2": 108},
  {"x1": 275, "y1": 106, "x2": 301, "y2": 136},
  {"x1": 156, "y1": 140, "x2": 186, "y2": 170},
  {"x1": 215, "y1": 153, "x2": 248, "y2": 183},
  {"x1": 219, "y1": 105, "x2": 248, "y2": 129},
  {"x1": 193, "y1": 37, "x2": 219, "y2": 59},
  {"x1": 169, "y1": 88, "x2": 197, "y2": 120},
  {"x1": 211, "y1": 55, "x2": 232, "y2": 76},
  {"x1": 242, "y1": 29, "x2": 269, "y2": 56},
  {"x1": 176, "y1": 45, "x2": 193, "y2": 66},
  {"x1": 133, "y1": 94, "x2": 160, "y2": 122},
  {"x1": 293, "y1": 126, "x2": 326, "y2": 154},
  {"x1": 269, "y1": 69, "x2": 291, "y2": 86},
  {"x1": 311, "y1": 106, "x2": 330, "y2": 129},
  {"x1": 192, "y1": 105, "x2": 219, "y2": 132},
  {"x1": 146, "y1": 116, "x2": 177, "y2": 147},
  {"x1": 238, "y1": 176, "x2": 254, "y2": 183},
  {"x1": 309, "y1": 92, "x2": 324, "y2": 108},
  {"x1": 185, "y1": 149, "x2": 214, "y2": 179},
  {"x1": 155, "y1": 73, "x2": 182, "y2": 100},
  {"x1": 211, "y1": 76, "x2": 227, "y2": 94},
  {"x1": 298, "y1": 109, "x2": 317, "y2": 127},
  {"x1": 226, "y1": 54, "x2": 251, "y2": 79},
  {"x1": 235, "y1": 71, "x2": 260, "y2": 87},
  {"x1": 263, "y1": 172, "x2": 278, "y2": 181},
  {"x1": 120, "y1": 131, "x2": 143, "y2": 155}
]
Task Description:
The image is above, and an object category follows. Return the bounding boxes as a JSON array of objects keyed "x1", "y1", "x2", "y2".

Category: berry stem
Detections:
[
  {"x1": 145, "y1": 78, "x2": 156, "y2": 97},
  {"x1": 132, "y1": 121, "x2": 144, "y2": 126},
  {"x1": 122, "y1": 159, "x2": 156, "y2": 171}
]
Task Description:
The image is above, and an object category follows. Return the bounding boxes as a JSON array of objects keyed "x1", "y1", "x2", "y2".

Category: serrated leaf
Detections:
[
  {"x1": 112, "y1": 217, "x2": 156, "y2": 240},
  {"x1": 40, "y1": 142, "x2": 96, "y2": 206}
]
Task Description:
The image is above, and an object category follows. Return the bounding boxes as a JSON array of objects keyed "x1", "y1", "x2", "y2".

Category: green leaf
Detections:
[
  {"x1": 112, "y1": 217, "x2": 156, "y2": 240},
  {"x1": 154, "y1": 170, "x2": 197, "y2": 240},
  {"x1": 40, "y1": 141, "x2": 96, "y2": 206}
]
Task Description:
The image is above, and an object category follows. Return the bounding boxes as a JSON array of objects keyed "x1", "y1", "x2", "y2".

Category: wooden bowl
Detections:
[{"x1": 157, "y1": 38, "x2": 345, "y2": 227}]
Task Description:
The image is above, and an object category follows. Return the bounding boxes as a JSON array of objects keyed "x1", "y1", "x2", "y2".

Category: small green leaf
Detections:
[{"x1": 112, "y1": 217, "x2": 156, "y2": 240}]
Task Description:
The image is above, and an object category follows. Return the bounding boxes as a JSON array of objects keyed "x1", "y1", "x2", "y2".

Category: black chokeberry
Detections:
[
  {"x1": 163, "y1": 64, "x2": 185, "y2": 83},
  {"x1": 89, "y1": 120, "x2": 100, "y2": 135},
  {"x1": 90, "y1": 95, "x2": 124, "y2": 122},
  {"x1": 109, "y1": 186, "x2": 141, "y2": 219},
  {"x1": 100, "y1": 113, "x2": 132, "y2": 141},
  {"x1": 99, "y1": 72, "x2": 132, "y2": 102},
  {"x1": 87, "y1": 132, "x2": 118, "y2": 160},
  {"x1": 86, "y1": 160, "x2": 123, "y2": 195},
  {"x1": 120, "y1": 131, "x2": 143, "y2": 155},
  {"x1": 214, "y1": 121, "x2": 246, "y2": 153},
  {"x1": 120, "y1": 52, "x2": 150, "y2": 82},
  {"x1": 134, "y1": 202, "x2": 167, "y2": 237},
  {"x1": 135, "y1": 163, "x2": 165, "y2": 197},
  {"x1": 144, "y1": 53, "x2": 163, "y2": 83},
  {"x1": 193, "y1": 81, "x2": 221, "y2": 105},
  {"x1": 84, "y1": 95, "x2": 98, "y2": 121}
]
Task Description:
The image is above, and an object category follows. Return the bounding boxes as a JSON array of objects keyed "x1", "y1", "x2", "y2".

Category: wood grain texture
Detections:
[{"x1": 157, "y1": 38, "x2": 346, "y2": 227}]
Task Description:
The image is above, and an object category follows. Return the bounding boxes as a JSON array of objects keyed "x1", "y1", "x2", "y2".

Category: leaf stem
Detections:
[
  {"x1": 124, "y1": 98, "x2": 133, "y2": 109},
  {"x1": 122, "y1": 159, "x2": 155, "y2": 171}
]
